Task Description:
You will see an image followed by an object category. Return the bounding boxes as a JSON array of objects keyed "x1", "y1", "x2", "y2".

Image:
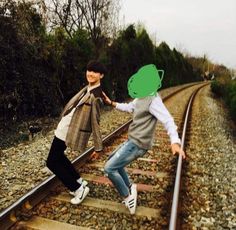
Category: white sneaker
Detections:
[
  {"x1": 70, "y1": 185, "x2": 89, "y2": 205},
  {"x1": 123, "y1": 189, "x2": 137, "y2": 214},
  {"x1": 130, "y1": 183, "x2": 137, "y2": 195},
  {"x1": 69, "y1": 179, "x2": 88, "y2": 196},
  {"x1": 77, "y1": 178, "x2": 88, "y2": 186}
]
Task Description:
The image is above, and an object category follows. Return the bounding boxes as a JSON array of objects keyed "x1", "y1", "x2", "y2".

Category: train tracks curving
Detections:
[{"x1": 1, "y1": 82, "x2": 209, "y2": 230}]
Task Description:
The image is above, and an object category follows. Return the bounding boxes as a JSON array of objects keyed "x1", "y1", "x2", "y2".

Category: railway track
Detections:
[{"x1": 1, "y1": 82, "x2": 208, "y2": 230}]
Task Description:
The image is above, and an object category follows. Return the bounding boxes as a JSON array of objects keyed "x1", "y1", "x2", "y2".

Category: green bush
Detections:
[
  {"x1": 228, "y1": 82, "x2": 236, "y2": 121},
  {"x1": 211, "y1": 78, "x2": 236, "y2": 123},
  {"x1": 211, "y1": 80, "x2": 225, "y2": 97},
  {"x1": 230, "y1": 95, "x2": 236, "y2": 122}
]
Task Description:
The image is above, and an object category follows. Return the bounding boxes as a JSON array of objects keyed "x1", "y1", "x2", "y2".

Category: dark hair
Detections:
[{"x1": 86, "y1": 60, "x2": 107, "y2": 75}]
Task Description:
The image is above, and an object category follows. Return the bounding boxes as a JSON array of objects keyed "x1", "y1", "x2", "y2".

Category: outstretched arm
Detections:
[
  {"x1": 102, "y1": 92, "x2": 135, "y2": 113},
  {"x1": 149, "y1": 95, "x2": 185, "y2": 159}
]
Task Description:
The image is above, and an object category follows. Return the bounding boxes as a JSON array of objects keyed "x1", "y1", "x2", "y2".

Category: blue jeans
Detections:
[{"x1": 104, "y1": 140, "x2": 146, "y2": 197}]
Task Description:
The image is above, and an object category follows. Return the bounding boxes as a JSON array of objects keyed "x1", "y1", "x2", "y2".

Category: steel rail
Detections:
[
  {"x1": 0, "y1": 120, "x2": 131, "y2": 230},
  {"x1": 169, "y1": 83, "x2": 209, "y2": 230},
  {"x1": 0, "y1": 82, "x2": 204, "y2": 230}
]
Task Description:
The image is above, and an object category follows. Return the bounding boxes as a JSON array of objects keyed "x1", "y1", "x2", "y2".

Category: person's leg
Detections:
[
  {"x1": 118, "y1": 168, "x2": 131, "y2": 188},
  {"x1": 46, "y1": 136, "x2": 80, "y2": 191},
  {"x1": 104, "y1": 140, "x2": 146, "y2": 197},
  {"x1": 47, "y1": 136, "x2": 83, "y2": 180}
]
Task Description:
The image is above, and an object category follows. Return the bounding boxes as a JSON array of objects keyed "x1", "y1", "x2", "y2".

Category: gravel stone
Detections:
[{"x1": 0, "y1": 85, "x2": 186, "y2": 212}]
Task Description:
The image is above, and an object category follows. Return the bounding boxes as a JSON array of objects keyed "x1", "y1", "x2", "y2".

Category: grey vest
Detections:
[{"x1": 128, "y1": 96, "x2": 157, "y2": 150}]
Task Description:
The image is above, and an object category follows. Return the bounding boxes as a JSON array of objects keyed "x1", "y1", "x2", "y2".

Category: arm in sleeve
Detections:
[
  {"x1": 149, "y1": 95, "x2": 181, "y2": 145},
  {"x1": 115, "y1": 100, "x2": 136, "y2": 113},
  {"x1": 91, "y1": 98, "x2": 103, "y2": 152}
]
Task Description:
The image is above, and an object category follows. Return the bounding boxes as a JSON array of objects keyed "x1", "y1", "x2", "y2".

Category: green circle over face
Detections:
[{"x1": 128, "y1": 64, "x2": 164, "y2": 98}]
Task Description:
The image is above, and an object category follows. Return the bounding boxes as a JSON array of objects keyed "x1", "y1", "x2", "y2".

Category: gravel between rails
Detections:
[
  {"x1": 0, "y1": 84, "x2": 191, "y2": 212},
  {"x1": 3, "y1": 82, "x2": 235, "y2": 229},
  {"x1": 19, "y1": 83, "x2": 222, "y2": 230}
]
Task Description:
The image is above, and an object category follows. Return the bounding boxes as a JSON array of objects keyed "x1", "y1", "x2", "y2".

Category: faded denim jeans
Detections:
[{"x1": 104, "y1": 139, "x2": 146, "y2": 197}]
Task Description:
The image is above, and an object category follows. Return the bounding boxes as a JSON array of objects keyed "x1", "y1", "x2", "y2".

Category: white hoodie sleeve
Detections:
[
  {"x1": 115, "y1": 100, "x2": 136, "y2": 113},
  {"x1": 149, "y1": 95, "x2": 181, "y2": 145}
]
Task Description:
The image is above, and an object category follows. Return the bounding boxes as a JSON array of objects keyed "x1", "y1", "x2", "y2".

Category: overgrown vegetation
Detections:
[
  {"x1": 211, "y1": 76, "x2": 236, "y2": 123},
  {"x1": 1, "y1": 0, "x2": 232, "y2": 128},
  {"x1": 186, "y1": 55, "x2": 236, "y2": 123}
]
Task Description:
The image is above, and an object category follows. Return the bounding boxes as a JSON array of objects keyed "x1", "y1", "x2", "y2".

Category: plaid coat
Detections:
[{"x1": 60, "y1": 86, "x2": 103, "y2": 152}]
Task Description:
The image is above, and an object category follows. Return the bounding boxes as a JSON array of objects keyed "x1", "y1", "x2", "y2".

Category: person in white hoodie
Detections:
[{"x1": 103, "y1": 64, "x2": 185, "y2": 214}]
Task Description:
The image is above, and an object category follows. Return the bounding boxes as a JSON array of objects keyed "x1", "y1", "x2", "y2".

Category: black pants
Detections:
[{"x1": 46, "y1": 136, "x2": 81, "y2": 191}]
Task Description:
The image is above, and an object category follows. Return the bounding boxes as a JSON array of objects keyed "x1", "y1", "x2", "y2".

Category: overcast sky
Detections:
[{"x1": 121, "y1": 0, "x2": 236, "y2": 69}]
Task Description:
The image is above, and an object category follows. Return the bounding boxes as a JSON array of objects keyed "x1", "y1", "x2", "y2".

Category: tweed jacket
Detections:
[{"x1": 60, "y1": 86, "x2": 103, "y2": 152}]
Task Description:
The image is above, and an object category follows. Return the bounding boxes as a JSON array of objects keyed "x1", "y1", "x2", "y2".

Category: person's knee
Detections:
[
  {"x1": 104, "y1": 163, "x2": 112, "y2": 176},
  {"x1": 46, "y1": 155, "x2": 54, "y2": 169},
  {"x1": 47, "y1": 148, "x2": 62, "y2": 169}
]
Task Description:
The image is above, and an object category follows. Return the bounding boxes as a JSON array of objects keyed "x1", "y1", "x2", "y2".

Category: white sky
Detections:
[{"x1": 121, "y1": 0, "x2": 236, "y2": 69}]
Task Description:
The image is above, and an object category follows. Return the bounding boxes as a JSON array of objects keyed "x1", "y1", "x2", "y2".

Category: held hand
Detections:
[
  {"x1": 102, "y1": 91, "x2": 112, "y2": 105},
  {"x1": 171, "y1": 143, "x2": 186, "y2": 159}
]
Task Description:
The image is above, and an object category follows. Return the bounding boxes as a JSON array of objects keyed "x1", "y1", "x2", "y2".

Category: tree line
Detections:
[{"x1": 0, "y1": 0, "x2": 201, "y2": 124}]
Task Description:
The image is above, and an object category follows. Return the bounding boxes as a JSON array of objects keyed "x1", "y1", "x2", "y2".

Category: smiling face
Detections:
[{"x1": 86, "y1": 70, "x2": 104, "y2": 86}]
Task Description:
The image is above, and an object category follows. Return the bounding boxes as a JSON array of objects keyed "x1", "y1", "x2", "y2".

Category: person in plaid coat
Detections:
[{"x1": 46, "y1": 60, "x2": 106, "y2": 205}]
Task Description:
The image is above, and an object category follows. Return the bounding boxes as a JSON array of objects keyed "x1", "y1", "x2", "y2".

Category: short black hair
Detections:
[{"x1": 86, "y1": 60, "x2": 107, "y2": 75}]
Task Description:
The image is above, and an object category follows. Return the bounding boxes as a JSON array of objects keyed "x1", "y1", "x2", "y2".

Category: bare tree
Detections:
[
  {"x1": 45, "y1": 0, "x2": 84, "y2": 38},
  {"x1": 46, "y1": 0, "x2": 120, "y2": 49}
]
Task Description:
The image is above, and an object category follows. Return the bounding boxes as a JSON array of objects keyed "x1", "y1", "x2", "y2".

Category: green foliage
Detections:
[
  {"x1": 58, "y1": 28, "x2": 94, "y2": 102},
  {"x1": 154, "y1": 43, "x2": 199, "y2": 88},
  {"x1": 230, "y1": 94, "x2": 236, "y2": 120},
  {"x1": 226, "y1": 81, "x2": 236, "y2": 122},
  {"x1": 211, "y1": 77, "x2": 236, "y2": 123},
  {"x1": 107, "y1": 25, "x2": 140, "y2": 100},
  {"x1": 0, "y1": 2, "x2": 61, "y2": 120},
  {"x1": 211, "y1": 80, "x2": 224, "y2": 97},
  {"x1": 106, "y1": 24, "x2": 200, "y2": 100},
  {"x1": 0, "y1": 2, "x2": 202, "y2": 124},
  {"x1": 136, "y1": 29, "x2": 155, "y2": 65}
]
